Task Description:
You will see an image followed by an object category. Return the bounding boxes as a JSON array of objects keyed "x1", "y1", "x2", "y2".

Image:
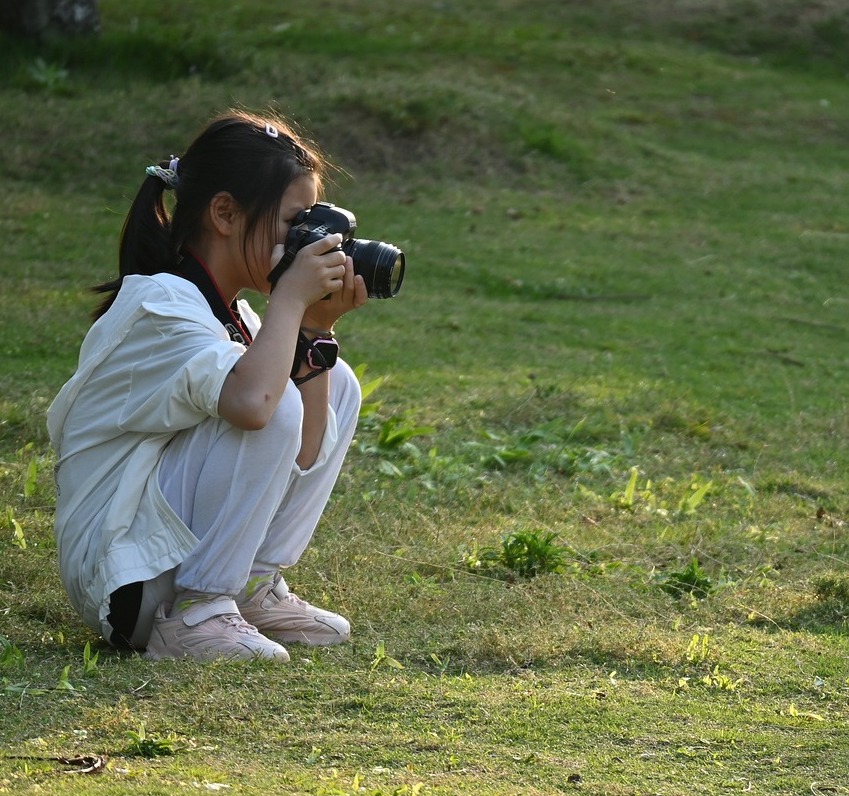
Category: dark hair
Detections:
[{"x1": 92, "y1": 109, "x2": 327, "y2": 319}]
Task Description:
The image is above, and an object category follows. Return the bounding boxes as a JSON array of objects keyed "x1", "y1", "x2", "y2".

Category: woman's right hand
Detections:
[
  {"x1": 220, "y1": 233, "x2": 346, "y2": 431},
  {"x1": 270, "y1": 234, "x2": 347, "y2": 308}
]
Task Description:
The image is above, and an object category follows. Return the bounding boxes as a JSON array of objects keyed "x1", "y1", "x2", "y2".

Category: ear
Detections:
[{"x1": 208, "y1": 192, "x2": 241, "y2": 237}]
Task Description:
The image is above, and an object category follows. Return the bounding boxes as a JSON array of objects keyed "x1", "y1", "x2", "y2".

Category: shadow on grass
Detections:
[
  {"x1": 780, "y1": 573, "x2": 849, "y2": 635},
  {"x1": 745, "y1": 573, "x2": 849, "y2": 636}
]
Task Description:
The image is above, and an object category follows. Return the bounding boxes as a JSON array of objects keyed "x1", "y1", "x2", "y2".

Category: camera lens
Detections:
[{"x1": 344, "y1": 239, "x2": 405, "y2": 299}]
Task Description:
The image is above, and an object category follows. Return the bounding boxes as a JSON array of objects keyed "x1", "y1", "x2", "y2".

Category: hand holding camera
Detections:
[
  {"x1": 268, "y1": 202, "x2": 405, "y2": 299},
  {"x1": 303, "y1": 254, "x2": 369, "y2": 332},
  {"x1": 268, "y1": 232, "x2": 348, "y2": 309}
]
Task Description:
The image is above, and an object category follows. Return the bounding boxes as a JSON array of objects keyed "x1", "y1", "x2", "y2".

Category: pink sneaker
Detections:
[
  {"x1": 145, "y1": 596, "x2": 290, "y2": 662},
  {"x1": 238, "y1": 578, "x2": 350, "y2": 646}
]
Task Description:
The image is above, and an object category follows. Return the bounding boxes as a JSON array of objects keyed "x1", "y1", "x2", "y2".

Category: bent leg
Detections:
[
  {"x1": 252, "y1": 359, "x2": 361, "y2": 569},
  {"x1": 158, "y1": 383, "x2": 305, "y2": 596},
  {"x1": 120, "y1": 362, "x2": 360, "y2": 651}
]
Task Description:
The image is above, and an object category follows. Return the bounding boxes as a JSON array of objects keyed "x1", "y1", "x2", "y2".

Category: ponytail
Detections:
[{"x1": 91, "y1": 159, "x2": 177, "y2": 320}]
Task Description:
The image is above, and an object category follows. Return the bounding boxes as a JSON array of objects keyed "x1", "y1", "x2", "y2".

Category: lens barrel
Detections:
[{"x1": 343, "y1": 238, "x2": 405, "y2": 299}]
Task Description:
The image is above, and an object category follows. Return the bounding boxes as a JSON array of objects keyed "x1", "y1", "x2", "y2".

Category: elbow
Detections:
[
  {"x1": 219, "y1": 393, "x2": 278, "y2": 431},
  {"x1": 233, "y1": 413, "x2": 270, "y2": 431}
]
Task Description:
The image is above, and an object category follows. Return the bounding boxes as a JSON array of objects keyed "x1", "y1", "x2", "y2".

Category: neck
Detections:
[
  {"x1": 185, "y1": 244, "x2": 242, "y2": 304},
  {"x1": 184, "y1": 250, "x2": 236, "y2": 304}
]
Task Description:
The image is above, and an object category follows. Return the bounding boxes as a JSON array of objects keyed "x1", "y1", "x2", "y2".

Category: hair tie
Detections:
[{"x1": 145, "y1": 155, "x2": 180, "y2": 189}]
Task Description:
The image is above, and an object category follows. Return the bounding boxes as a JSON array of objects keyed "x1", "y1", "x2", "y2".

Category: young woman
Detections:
[{"x1": 47, "y1": 109, "x2": 367, "y2": 662}]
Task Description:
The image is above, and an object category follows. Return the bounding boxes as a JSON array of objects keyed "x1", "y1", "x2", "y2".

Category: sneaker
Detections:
[
  {"x1": 145, "y1": 596, "x2": 290, "y2": 662},
  {"x1": 238, "y1": 577, "x2": 350, "y2": 646}
]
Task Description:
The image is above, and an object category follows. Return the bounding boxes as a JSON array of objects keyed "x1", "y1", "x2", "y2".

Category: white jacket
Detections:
[{"x1": 47, "y1": 274, "x2": 261, "y2": 639}]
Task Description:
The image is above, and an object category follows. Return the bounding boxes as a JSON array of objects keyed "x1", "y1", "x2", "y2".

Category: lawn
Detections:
[{"x1": 0, "y1": 1, "x2": 847, "y2": 794}]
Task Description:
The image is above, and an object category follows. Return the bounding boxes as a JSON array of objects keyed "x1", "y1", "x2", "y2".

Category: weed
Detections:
[
  {"x1": 81, "y1": 642, "x2": 99, "y2": 676},
  {"x1": 404, "y1": 571, "x2": 439, "y2": 588},
  {"x1": 4, "y1": 506, "x2": 26, "y2": 549},
  {"x1": 0, "y1": 637, "x2": 24, "y2": 672},
  {"x1": 607, "y1": 469, "x2": 713, "y2": 518},
  {"x1": 499, "y1": 530, "x2": 566, "y2": 577},
  {"x1": 612, "y1": 466, "x2": 641, "y2": 511},
  {"x1": 783, "y1": 704, "x2": 825, "y2": 722},
  {"x1": 10, "y1": 443, "x2": 51, "y2": 504},
  {"x1": 685, "y1": 633, "x2": 712, "y2": 664},
  {"x1": 358, "y1": 413, "x2": 434, "y2": 458},
  {"x1": 470, "y1": 421, "x2": 624, "y2": 480},
  {"x1": 700, "y1": 665, "x2": 743, "y2": 692},
  {"x1": 430, "y1": 653, "x2": 452, "y2": 678},
  {"x1": 23, "y1": 458, "x2": 38, "y2": 499},
  {"x1": 371, "y1": 641, "x2": 404, "y2": 671},
  {"x1": 376, "y1": 416, "x2": 436, "y2": 451},
  {"x1": 22, "y1": 58, "x2": 71, "y2": 94},
  {"x1": 658, "y1": 558, "x2": 714, "y2": 600},
  {"x1": 354, "y1": 363, "x2": 386, "y2": 421},
  {"x1": 677, "y1": 476, "x2": 713, "y2": 516},
  {"x1": 559, "y1": 446, "x2": 617, "y2": 477},
  {"x1": 477, "y1": 440, "x2": 534, "y2": 471},
  {"x1": 123, "y1": 723, "x2": 181, "y2": 758},
  {"x1": 462, "y1": 529, "x2": 567, "y2": 579},
  {"x1": 54, "y1": 665, "x2": 78, "y2": 692}
]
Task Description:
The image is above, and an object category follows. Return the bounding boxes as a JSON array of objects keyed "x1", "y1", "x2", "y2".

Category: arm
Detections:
[
  {"x1": 217, "y1": 235, "x2": 347, "y2": 431},
  {"x1": 293, "y1": 258, "x2": 368, "y2": 468}
]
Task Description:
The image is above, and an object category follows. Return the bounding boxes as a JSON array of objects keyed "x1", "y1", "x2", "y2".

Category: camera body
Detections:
[{"x1": 267, "y1": 202, "x2": 405, "y2": 299}]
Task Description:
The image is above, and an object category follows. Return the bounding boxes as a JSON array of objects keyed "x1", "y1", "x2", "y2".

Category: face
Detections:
[{"x1": 244, "y1": 174, "x2": 318, "y2": 294}]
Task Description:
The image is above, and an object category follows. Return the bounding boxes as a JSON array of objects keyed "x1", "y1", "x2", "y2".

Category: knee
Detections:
[
  {"x1": 263, "y1": 387, "x2": 305, "y2": 440},
  {"x1": 330, "y1": 359, "x2": 362, "y2": 420},
  {"x1": 237, "y1": 387, "x2": 304, "y2": 469}
]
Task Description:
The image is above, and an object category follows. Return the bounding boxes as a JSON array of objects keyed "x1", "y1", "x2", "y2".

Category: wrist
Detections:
[
  {"x1": 300, "y1": 314, "x2": 336, "y2": 336},
  {"x1": 300, "y1": 325, "x2": 335, "y2": 339},
  {"x1": 292, "y1": 367, "x2": 328, "y2": 387},
  {"x1": 269, "y1": 289, "x2": 310, "y2": 319},
  {"x1": 292, "y1": 359, "x2": 318, "y2": 380}
]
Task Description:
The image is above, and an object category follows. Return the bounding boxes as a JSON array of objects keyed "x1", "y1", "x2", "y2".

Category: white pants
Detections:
[{"x1": 126, "y1": 361, "x2": 360, "y2": 646}]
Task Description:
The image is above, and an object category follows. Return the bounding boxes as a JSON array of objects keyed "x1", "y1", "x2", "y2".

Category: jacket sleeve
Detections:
[{"x1": 113, "y1": 295, "x2": 248, "y2": 432}]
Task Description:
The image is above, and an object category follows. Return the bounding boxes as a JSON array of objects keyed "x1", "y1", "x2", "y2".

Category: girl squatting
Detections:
[{"x1": 47, "y1": 110, "x2": 370, "y2": 662}]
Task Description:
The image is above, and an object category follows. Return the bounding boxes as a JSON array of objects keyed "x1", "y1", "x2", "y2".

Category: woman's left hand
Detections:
[{"x1": 301, "y1": 257, "x2": 368, "y2": 330}]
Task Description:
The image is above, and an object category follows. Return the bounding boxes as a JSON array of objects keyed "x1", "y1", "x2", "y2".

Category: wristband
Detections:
[
  {"x1": 291, "y1": 331, "x2": 339, "y2": 380},
  {"x1": 306, "y1": 338, "x2": 339, "y2": 370}
]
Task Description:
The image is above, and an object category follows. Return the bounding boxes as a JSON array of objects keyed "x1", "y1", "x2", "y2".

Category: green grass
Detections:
[{"x1": 1, "y1": 1, "x2": 849, "y2": 793}]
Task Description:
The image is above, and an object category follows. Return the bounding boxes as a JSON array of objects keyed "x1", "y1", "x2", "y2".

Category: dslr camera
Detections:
[{"x1": 268, "y1": 202, "x2": 405, "y2": 299}]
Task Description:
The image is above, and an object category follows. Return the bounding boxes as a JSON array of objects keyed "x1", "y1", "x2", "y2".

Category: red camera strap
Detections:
[{"x1": 175, "y1": 252, "x2": 253, "y2": 346}]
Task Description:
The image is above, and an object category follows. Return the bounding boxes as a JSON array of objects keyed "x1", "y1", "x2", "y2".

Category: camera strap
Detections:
[
  {"x1": 174, "y1": 252, "x2": 253, "y2": 346},
  {"x1": 173, "y1": 251, "x2": 318, "y2": 382}
]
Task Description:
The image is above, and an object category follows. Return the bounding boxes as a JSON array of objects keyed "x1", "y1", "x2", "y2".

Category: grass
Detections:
[{"x1": 1, "y1": 0, "x2": 849, "y2": 793}]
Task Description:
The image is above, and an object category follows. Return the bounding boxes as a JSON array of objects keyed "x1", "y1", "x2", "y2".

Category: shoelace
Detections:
[
  {"x1": 220, "y1": 613, "x2": 262, "y2": 634},
  {"x1": 283, "y1": 591, "x2": 309, "y2": 608}
]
